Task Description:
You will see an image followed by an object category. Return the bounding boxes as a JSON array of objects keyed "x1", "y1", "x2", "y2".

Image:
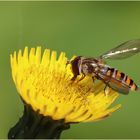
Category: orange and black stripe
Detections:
[
  {"x1": 124, "y1": 76, "x2": 138, "y2": 91},
  {"x1": 115, "y1": 70, "x2": 125, "y2": 81},
  {"x1": 115, "y1": 70, "x2": 138, "y2": 91},
  {"x1": 106, "y1": 67, "x2": 138, "y2": 91}
]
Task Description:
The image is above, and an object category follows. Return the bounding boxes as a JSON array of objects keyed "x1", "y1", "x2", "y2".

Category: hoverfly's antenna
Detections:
[{"x1": 66, "y1": 60, "x2": 71, "y2": 65}]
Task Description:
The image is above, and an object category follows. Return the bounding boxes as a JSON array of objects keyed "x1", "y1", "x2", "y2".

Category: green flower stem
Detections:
[{"x1": 8, "y1": 103, "x2": 70, "y2": 139}]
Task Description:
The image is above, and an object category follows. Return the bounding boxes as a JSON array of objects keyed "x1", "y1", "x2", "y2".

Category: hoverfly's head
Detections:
[{"x1": 67, "y1": 56, "x2": 82, "y2": 76}]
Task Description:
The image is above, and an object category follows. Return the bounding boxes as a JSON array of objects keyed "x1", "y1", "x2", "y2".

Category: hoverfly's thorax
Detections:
[
  {"x1": 81, "y1": 58, "x2": 100, "y2": 75},
  {"x1": 81, "y1": 63, "x2": 90, "y2": 75}
]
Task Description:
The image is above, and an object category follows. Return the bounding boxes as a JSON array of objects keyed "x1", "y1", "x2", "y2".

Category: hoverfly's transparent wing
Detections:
[{"x1": 100, "y1": 39, "x2": 140, "y2": 60}]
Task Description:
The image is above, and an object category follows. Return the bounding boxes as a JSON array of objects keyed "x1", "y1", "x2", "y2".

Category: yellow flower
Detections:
[{"x1": 10, "y1": 47, "x2": 121, "y2": 123}]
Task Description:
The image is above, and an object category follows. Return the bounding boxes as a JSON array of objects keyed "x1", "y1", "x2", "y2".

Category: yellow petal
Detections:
[{"x1": 10, "y1": 47, "x2": 121, "y2": 123}]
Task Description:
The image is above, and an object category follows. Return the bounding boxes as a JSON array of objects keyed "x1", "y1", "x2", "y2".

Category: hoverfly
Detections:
[{"x1": 68, "y1": 39, "x2": 140, "y2": 94}]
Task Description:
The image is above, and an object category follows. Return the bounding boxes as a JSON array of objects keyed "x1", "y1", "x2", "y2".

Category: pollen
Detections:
[{"x1": 10, "y1": 47, "x2": 121, "y2": 123}]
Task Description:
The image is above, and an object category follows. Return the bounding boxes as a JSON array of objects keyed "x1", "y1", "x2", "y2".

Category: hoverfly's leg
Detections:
[
  {"x1": 71, "y1": 75, "x2": 77, "y2": 81},
  {"x1": 104, "y1": 84, "x2": 108, "y2": 96},
  {"x1": 92, "y1": 77, "x2": 95, "y2": 82},
  {"x1": 71, "y1": 74, "x2": 85, "y2": 82},
  {"x1": 103, "y1": 78, "x2": 112, "y2": 96},
  {"x1": 91, "y1": 73, "x2": 96, "y2": 82},
  {"x1": 78, "y1": 74, "x2": 86, "y2": 82}
]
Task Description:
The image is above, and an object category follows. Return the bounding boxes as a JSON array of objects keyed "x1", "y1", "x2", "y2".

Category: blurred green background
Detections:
[{"x1": 0, "y1": 1, "x2": 140, "y2": 139}]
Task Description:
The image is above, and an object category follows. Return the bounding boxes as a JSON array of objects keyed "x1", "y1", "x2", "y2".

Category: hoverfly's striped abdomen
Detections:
[
  {"x1": 124, "y1": 76, "x2": 138, "y2": 91},
  {"x1": 105, "y1": 67, "x2": 138, "y2": 91}
]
